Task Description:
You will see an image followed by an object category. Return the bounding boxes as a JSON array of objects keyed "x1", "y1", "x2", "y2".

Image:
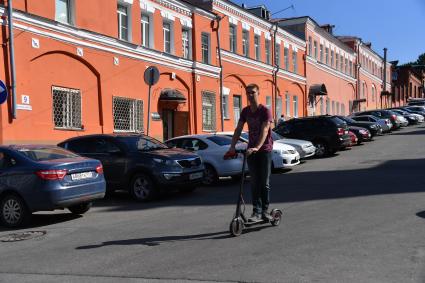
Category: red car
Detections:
[{"x1": 348, "y1": 131, "x2": 358, "y2": 147}]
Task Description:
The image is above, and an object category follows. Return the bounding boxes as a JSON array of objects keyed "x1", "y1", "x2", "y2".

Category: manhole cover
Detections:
[{"x1": 0, "y1": 231, "x2": 46, "y2": 242}]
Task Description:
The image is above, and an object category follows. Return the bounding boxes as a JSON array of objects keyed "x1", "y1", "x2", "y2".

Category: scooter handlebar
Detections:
[{"x1": 223, "y1": 149, "x2": 246, "y2": 160}]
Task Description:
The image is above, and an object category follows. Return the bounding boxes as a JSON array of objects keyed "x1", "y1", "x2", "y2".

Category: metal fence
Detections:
[
  {"x1": 113, "y1": 96, "x2": 143, "y2": 133},
  {"x1": 52, "y1": 86, "x2": 82, "y2": 129}
]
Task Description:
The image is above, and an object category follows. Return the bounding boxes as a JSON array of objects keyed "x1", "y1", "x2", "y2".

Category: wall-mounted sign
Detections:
[
  {"x1": 0, "y1": 80, "x2": 8, "y2": 105},
  {"x1": 151, "y1": 112, "x2": 161, "y2": 121}
]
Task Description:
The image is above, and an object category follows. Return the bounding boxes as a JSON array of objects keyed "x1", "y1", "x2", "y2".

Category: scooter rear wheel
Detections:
[
  {"x1": 270, "y1": 209, "x2": 282, "y2": 226},
  {"x1": 229, "y1": 217, "x2": 244, "y2": 236}
]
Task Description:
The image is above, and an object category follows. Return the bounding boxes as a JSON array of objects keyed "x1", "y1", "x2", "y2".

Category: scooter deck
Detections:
[{"x1": 243, "y1": 219, "x2": 270, "y2": 227}]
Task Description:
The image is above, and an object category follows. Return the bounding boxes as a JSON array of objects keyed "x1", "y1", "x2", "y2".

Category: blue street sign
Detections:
[{"x1": 0, "y1": 80, "x2": 8, "y2": 105}]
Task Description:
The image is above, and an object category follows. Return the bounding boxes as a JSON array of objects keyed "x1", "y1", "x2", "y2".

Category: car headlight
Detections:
[
  {"x1": 359, "y1": 129, "x2": 368, "y2": 134},
  {"x1": 281, "y1": 150, "x2": 290, "y2": 154},
  {"x1": 153, "y1": 158, "x2": 179, "y2": 166},
  {"x1": 370, "y1": 125, "x2": 377, "y2": 128}
]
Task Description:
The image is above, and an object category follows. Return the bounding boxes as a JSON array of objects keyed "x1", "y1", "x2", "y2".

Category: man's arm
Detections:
[
  {"x1": 253, "y1": 121, "x2": 271, "y2": 151},
  {"x1": 229, "y1": 120, "x2": 245, "y2": 152}
]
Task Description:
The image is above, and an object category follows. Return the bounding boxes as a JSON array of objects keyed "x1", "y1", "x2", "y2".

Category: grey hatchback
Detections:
[{"x1": 0, "y1": 145, "x2": 106, "y2": 228}]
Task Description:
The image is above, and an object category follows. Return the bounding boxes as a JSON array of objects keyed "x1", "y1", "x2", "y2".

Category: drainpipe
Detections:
[
  {"x1": 214, "y1": 14, "x2": 224, "y2": 131},
  {"x1": 382, "y1": 47, "x2": 387, "y2": 108},
  {"x1": 7, "y1": 0, "x2": 17, "y2": 119},
  {"x1": 272, "y1": 23, "x2": 280, "y2": 123},
  {"x1": 356, "y1": 41, "x2": 361, "y2": 112}
]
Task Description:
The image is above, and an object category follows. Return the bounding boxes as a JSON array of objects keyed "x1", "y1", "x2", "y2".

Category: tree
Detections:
[{"x1": 415, "y1": 53, "x2": 425, "y2": 65}]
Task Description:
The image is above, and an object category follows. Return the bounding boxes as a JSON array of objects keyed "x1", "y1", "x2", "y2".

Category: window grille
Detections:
[
  {"x1": 52, "y1": 86, "x2": 82, "y2": 130},
  {"x1": 202, "y1": 91, "x2": 216, "y2": 131},
  {"x1": 113, "y1": 96, "x2": 143, "y2": 133}
]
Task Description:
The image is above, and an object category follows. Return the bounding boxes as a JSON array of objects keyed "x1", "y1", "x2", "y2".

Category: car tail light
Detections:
[
  {"x1": 96, "y1": 164, "x2": 104, "y2": 174},
  {"x1": 391, "y1": 114, "x2": 396, "y2": 120},
  {"x1": 337, "y1": 128, "x2": 345, "y2": 136},
  {"x1": 35, "y1": 169, "x2": 67, "y2": 180}
]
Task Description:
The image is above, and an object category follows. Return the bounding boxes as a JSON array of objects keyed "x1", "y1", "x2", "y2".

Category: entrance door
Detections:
[
  {"x1": 174, "y1": 111, "x2": 189, "y2": 137},
  {"x1": 233, "y1": 95, "x2": 241, "y2": 128},
  {"x1": 162, "y1": 109, "x2": 174, "y2": 141}
]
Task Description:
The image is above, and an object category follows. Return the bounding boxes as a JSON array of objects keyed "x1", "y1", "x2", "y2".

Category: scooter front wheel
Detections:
[
  {"x1": 270, "y1": 209, "x2": 282, "y2": 226},
  {"x1": 229, "y1": 217, "x2": 244, "y2": 236}
]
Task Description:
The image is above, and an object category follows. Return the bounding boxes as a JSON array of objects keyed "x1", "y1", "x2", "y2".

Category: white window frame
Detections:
[
  {"x1": 284, "y1": 47, "x2": 289, "y2": 71},
  {"x1": 254, "y1": 35, "x2": 260, "y2": 61},
  {"x1": 229, "y1": 24, "x2": 237, "y2": 53},
  {"x1": 223, "y1": 93, "x2": 229, "y2": 119},
  {"x1": 308, "y1": 36, "x2": 312, "y2": 56},
  {"x1": 182, "y1": 28, "x2": 192, "y2": 59},
  {"x1": 275, "y1": 43, "x2": 280, "y2": 67},
  {"x1": 266, "y1": 96, "x2": 272, "y2": 110},
  {"x1": 117, "y1": 3, "x2": 131, "y2": 41},
  {"x1": 285, "y1": 93, "x2": 290, "y2": 117},
  {"x1": 141, "y1": 13, "x2": 153, "y2": 48},
  {"x1": 293, "y1": 96, "x2": 298, "y2": 118},
  {"x1": 292, "y1": 50, "x2": 298, "y2": 74},
  {"x1": 242, "y1": 30, "x2": 249, "y2": 57},
  {"x1": 55, "y1": 0, "x2": 74, "y2": 25},
  {"x1": 201, "y1": 32, "x2": 211, "y2": 64},
  {"x1": 265, "y1": 39, "x2": 271, "y2": 64},
  {"x1": 163, "y1": 21, "x2": 174, "y2": 54},
  {"x1": 313, "y1": 41, "x2": 318, "y2": 59}
]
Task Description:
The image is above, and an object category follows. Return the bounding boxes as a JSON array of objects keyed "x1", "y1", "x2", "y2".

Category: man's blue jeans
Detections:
[{"x1": 247, "y1": 151, "x2": 272, "y2": 215}]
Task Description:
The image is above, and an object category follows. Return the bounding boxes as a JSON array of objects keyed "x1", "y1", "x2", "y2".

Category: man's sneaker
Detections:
[
  {"x1": 262, "y1": 211, "x2": 273, "y2": 221},
  {"x1": 248, "y1": 213, "x2": 262, "y2": 222}
]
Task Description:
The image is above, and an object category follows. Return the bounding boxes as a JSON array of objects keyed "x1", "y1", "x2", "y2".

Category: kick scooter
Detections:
[{"x1": 224, "y1": 149, "x2": 282, "y2": 237}]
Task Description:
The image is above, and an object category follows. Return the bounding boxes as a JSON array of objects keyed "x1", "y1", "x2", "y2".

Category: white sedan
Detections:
[
  {"x1": 270, "y1": 132, "x2": 316, "y2": 159},
  {"x1": 217, "y1": 132, "x2": 300, "y2": 169},
  {"x1": 165, "y1": 134, "x2": 247, "y2": 185}
]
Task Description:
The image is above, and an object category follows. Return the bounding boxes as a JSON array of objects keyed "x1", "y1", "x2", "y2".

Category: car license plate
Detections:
[
  {"x1": 189, "y1": 172, "x2": 203, "y2": 180},
  {"x1": 71, "y1": 172, "x2": 93, "y2": 181}
]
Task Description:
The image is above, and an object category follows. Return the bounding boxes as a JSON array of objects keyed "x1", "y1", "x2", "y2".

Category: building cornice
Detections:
[
  {"x1": 222, "y1": 50, "x2": 306, "y2": 84},
  {"x1": 213, "y1": 0, "x2": 305, "y2": 47},
  {"x1": 0, "y1": 7, "x2": 220, "y2": 78},
  {"x1": 307, "y1": 56, "x2": 356, "y2": 84},
  {"x1": 359, "y1": 68, "x2": 383, "y2": 84}
]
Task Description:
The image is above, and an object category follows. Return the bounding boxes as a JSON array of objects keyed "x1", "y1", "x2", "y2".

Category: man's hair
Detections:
[{"x1": 246, "y1": 83, "x2": 259, "y2": 93}]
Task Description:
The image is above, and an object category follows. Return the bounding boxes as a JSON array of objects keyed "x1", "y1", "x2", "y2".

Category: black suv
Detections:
[
  {"x1": 58, "y1": 134, "x2": 204, "y2": 201},
  {"x1": 273, "y1": 116, "x2": 351, "y2": 157}
]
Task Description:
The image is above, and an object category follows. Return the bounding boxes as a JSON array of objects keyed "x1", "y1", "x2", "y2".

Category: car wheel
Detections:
[
  {"x1": 0, "y1": 194, "x2": 31, "y2": 228},
  {"x1": 68, "y1": 202, "x2": 92, "y2": 215},
  {"x1": 314, "y1": 141, "x2": 328, "y2": 157},
  {"x1": 130, "y1": 173, "x2": 158, "y2": 201},
  {"x1": 203, "y1": 164, "x2": 218, "y2": 185}
]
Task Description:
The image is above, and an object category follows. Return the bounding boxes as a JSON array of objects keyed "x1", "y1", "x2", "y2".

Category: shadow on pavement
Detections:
[
  {"x1": 92, "y1": 157, "x2": 425, "y2": 213},
  {"x1": 0, "y1": 213, "x2": 81, "y2": 232},
  {"x1": 76, "y1": 231, "x2": 231, "y2": 249}
]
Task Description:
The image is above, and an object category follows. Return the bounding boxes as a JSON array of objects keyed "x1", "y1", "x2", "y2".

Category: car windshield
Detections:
[
  {"x1": 117, "y1": 136, "x2": 168, "y2": 151},
  {"x1": 330, "y1": 116, "x2": 346, "y2": 125},
  {"x1": 17, "y1": 147, "x2": 79, "y2": 161},
  {"x1": 339, "y1": 116, "x2": 356, "y2": 123},
  {"x1": 207, "y1": 135, "x2": 234, "y2": 146}
]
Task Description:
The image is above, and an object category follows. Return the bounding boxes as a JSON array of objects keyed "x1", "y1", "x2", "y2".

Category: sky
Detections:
[{"x1": 232, "y1": 0, "x2": 425, "y2": 64}]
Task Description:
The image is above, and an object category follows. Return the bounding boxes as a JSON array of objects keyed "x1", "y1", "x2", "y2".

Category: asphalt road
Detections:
[{"x1": 1, "y1": 125, "x2": 425, "y2": 283}]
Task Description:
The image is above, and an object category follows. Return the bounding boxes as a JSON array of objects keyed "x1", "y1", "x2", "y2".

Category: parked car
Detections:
[
  {"x1": 347, "y1": 131, "x2": 358, "y2": 147},
  {"x1": 350, "y1": 115, "x2": 392, "y2": 133},
  {"x1": 0, "y1": 145, "x2": 106, "y2": 227},
  {"x1": 273, "y1": 115, "x2": 351, "y2": 157},
  {"x1": 270, "y1": 132, "x2": 316, "y2": 159},
  {"x1": 407, "y1": 99, "x2": 425, "y2": 106},
  {"x1": 390, "y1": 109, "x2": 421, "y2": 125},
  {"x1": 400, "y1": 107, "x2": 425, "y2": 119},
  {"x1": 165, "y1": 134, "x2": 247, "y2": 185},
  {"x1": 403, "y1": 106, "x2": 425, "y2": 117},
  {"x1": 219, "y1": 131, "x2": 314, "y2": 160},
  {"x1": 352, "y1": 110, "x2": 401, "y2": 130},
  {"x1": 336, "y1": 115, "x2": 381, "y2": 136},
  {"x1": 218, "y1": 131, "x2": 301, "y2": 168},
  {"x1": 346, "y1": 126, "x2": 372, "y2": 144},
  {"x1": 58, "y1": 134, "x2": 204, "y2": 201}
]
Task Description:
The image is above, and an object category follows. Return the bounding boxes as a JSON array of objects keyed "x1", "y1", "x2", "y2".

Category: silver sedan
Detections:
[{"x1": 165, "y1": 134, "x2": 247, "y2": 185}]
